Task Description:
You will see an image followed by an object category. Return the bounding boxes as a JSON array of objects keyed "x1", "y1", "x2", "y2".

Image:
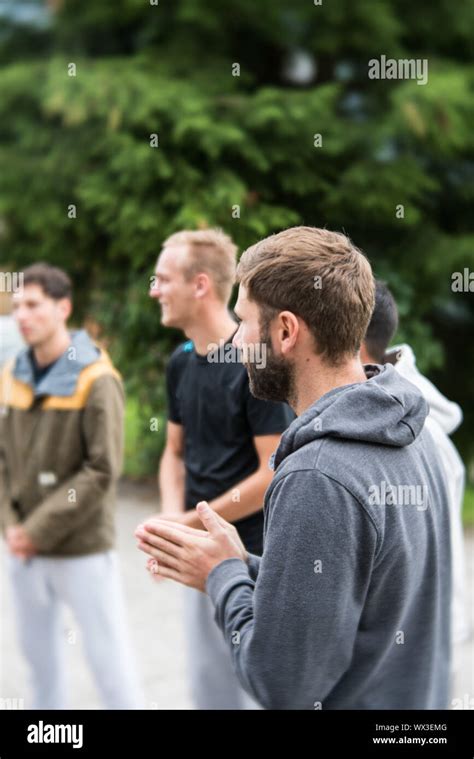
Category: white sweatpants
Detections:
[
  {"x1": 182, "y1": 585, "x2": 262, "y2": 710},
  {"x1": 5, "y1": 550, "x2": 143, "y2": 709}
]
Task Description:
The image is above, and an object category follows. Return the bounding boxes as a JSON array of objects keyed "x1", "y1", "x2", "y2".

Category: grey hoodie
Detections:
[{"x1": 207, "y1": 364, "x2": 451, "y2": 710}]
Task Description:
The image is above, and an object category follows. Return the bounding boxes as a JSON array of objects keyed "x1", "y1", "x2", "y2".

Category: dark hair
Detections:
[
  {"x1": 23, "y1": 263, "x2": 72, "y2": 301},
  {"x1": 364, "y1": 280, "x2": 399, "y2": 363}
]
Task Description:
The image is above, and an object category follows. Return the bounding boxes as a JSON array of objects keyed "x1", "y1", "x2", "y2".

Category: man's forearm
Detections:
[
  {"x1": 159, "y1": 448, "x2": 186, "y2": 514},
  {"x1": 187, "y1": 468, "x2": 271, "y2": 527},
  {"x1": 246, "y1": 552, "x2": 262, "y2": 581},
  {"x1": 21, "y1": 459, "x2": 119, "y2": 551}
]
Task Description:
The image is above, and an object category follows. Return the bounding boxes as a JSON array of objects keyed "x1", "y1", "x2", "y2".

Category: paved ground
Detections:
[{"x1": 1, "y1": 481, "x2": 473, "y2": 710}]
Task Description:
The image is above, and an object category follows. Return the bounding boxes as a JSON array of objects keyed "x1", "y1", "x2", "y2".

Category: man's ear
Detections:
[
  {"x1": 57, "y1": 297, "x2": 72, "y2": 322},
  {"x1": 277, "y1": 310, "x2": 299, "y2": 355},
  {"x1": 194, "y1": 272, "x2": 211, "y2": 298}
]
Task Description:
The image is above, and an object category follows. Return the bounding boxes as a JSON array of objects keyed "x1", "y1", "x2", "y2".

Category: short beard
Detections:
[{"x1": 246, "y1": 321, "x2": 295, "y2": 405}]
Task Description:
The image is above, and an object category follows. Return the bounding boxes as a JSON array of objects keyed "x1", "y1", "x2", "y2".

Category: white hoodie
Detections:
[{"x1": 387, "y1": 344, "x2": 469, "y2": 644}]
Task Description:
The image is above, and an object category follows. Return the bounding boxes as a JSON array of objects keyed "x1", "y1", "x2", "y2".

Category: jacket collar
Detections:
[{"x1": 13, "y1": 329, "x2": 101, "y2": 397}]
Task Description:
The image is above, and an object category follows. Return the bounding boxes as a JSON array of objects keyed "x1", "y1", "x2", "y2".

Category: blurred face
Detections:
[
  {"x1": 233, "y1": 284, "x2": 295, "y2": 403},
  {"x1": 12, "y1": 284, "x2": 71, "y2": 348},
  {"x1": 149, "y1": 245, "x2": 197, "y2": 329}
]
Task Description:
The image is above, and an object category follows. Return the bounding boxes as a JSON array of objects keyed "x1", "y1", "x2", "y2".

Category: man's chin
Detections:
[
  {"x1": 21, "y1": 336, "x2": 38, "y2": 348},
  {"x1": 248, "y1": 373, "x2": 287, "y2": 404},
  {"x1": 161, "y1": 314, "x2": 177, "y2": 328}
]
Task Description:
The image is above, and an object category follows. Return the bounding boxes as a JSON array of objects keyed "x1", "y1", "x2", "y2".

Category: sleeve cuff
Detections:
[
  {"x1": 206, "y1": 557, "x2": 252, "y2": 607},
  {"x1": 21, "y1": 513, "x2": 53, "y2": 552}
]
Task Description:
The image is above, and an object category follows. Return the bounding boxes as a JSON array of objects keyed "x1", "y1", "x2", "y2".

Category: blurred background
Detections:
[
  {"x1": 0, "y1": 0, "x2": 473, "y2": 708},
  {"x1": 0, "y1": 0, "x2": 472, "y2": 491}
]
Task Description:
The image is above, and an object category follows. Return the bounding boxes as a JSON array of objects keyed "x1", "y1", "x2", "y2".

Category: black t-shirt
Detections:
[{"x1": 165, "y1": 335, "x2": 295, "y2": 555}]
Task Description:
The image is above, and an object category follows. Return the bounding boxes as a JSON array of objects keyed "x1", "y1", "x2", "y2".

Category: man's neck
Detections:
[
  {"x1": 291, "y1": 356, "x2": 368, "y2": 416},
  {"x1": 184, "y1": 307, "x2": 237, "y2": 356},
  {"x1": 33, "y1": 329, "x2": 71, "y2": 368}
]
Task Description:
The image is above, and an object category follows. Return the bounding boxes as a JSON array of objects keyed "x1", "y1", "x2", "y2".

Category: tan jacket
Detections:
[{"x1": 0, "y1": 330, "x2": 124, "y2": 556}]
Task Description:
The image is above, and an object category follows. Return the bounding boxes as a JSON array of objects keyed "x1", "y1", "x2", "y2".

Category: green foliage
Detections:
[
  {"x1": 0, "y1": 0, "x2": 473, "y2": 473},
  {"x1": 124, "y1": 395, "x2": 166, "y2": 479},
  {"x1": 463, "y1": 486, "x2": 474, "y2": 528}
]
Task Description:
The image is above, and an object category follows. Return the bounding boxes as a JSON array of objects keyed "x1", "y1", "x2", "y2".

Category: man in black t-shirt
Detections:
[{"x1": 145, "y1": 229, "x2": 293, "y2": 709}]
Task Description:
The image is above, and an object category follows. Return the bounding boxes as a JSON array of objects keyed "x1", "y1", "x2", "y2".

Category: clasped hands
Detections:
[
  {"x1": 6, "y1": 525, "x2": 36, "y2": 560},
  {"x1": 134, "y1": 501, "x2": 247, "y2": 592}
]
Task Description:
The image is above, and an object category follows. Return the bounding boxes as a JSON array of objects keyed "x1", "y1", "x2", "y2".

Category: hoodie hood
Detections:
[
  {"x1": 273, "y1": 363, "x2": 428, "y2": 470},
  {"x1": 385, "y1": 343, "x2": 462, "y2": 436},
  {"x1": 13, "y1": 329, "x2": 102, "y2": 397}
]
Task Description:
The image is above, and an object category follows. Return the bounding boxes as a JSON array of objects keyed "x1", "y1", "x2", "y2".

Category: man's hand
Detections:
[
  {"x1": 157, "y1": 510, "x2": 204, "y2": 529},
  {"x1": 134, "y1": 501, "x2": 248, "y2": 592},
  {"x1": 141, "y1": 517, "x2": 210, "y2": 585},
  {"x1": 147, "y1": 510, "x2": 198, "y2": 527},
  {"x1": 6, "y1": 526, "x2": 37, "y2": 559}
]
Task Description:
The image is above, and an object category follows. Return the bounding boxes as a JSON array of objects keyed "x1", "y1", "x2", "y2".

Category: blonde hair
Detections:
[
  {"x1": 237, "y1": 226, "x2": 375, "y2": 365},
  {"x1": 163, "y1": 228, "x2": 237, "y2": 303}
]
